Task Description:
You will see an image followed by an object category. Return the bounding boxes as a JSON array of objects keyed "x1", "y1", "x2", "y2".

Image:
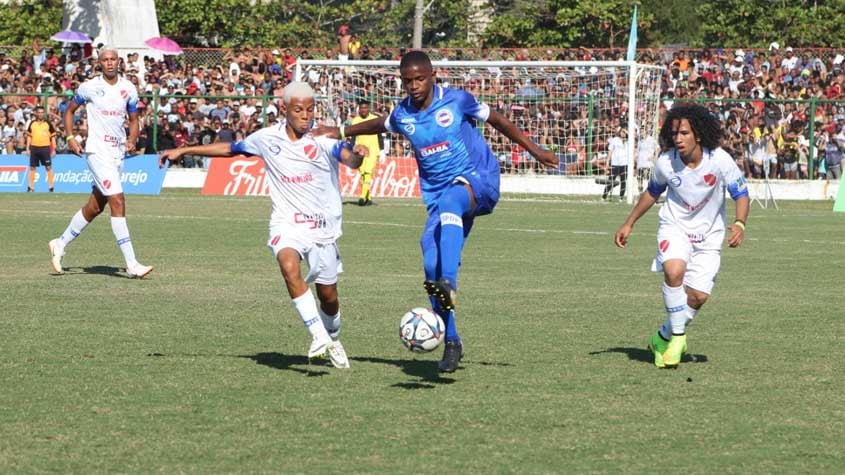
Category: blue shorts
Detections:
[{"x1": 461, "y1": 167, "x2": 500, "y2": 217}]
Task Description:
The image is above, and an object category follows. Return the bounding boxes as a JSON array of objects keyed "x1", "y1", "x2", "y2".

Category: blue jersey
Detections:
[{"x1": 386, "y1": 85, "x2": 500, "y2": 207}]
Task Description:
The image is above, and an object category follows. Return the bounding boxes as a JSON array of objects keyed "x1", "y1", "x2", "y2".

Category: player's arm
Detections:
[
  {"x1": 126, "y1": 111, "x2": 139, "y2": 154},
  {"x1": 159, "y1": 142, "x2": 236, "y2": 168},
  {"x1": 63, "y1": 99, "x2": 82, "y2": 155},
  {"x1": 727, "y1": 195, "x2": 750, "y2": 248},
  {"x1": 312, "y1": 116, "x2": 387, "y2": 140},
  {"x1": 340, "y1": 143, "x2": 368, "y2": 169},
  {"x1": 615, "y1": 185, "x2": 661, "y2": 248},
  {"x1": 486, "y1": 109, "x2": 558, "y2": 167}
]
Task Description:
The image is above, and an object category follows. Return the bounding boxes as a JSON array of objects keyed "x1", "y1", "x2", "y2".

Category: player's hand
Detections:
[
  {"x1": 159, "y1": 149, "x2": 183, "y2": 168},
  {"x1": 615, "y1": 224, "x2": 632, "y2": 248},
  {"x1": 68, "y1": 138, "x2": 82, "y2": 156},
  {"x1": 353, "y1": 144, "x2": 369, "y2": 157},
  {"x1": 727, "y1": 224, "x2": 745, "y2": 248},
  {"x1": 311, "y1": 124, "x2": 340, "y2": 139},
  {"x1": 534, "y1": 149, "x2": 559, "y2": 168}
]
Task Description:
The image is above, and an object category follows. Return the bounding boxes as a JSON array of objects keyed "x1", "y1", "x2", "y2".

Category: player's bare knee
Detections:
[{"x1": 687, "y1": 289, "x2": 709, "y2": 309}]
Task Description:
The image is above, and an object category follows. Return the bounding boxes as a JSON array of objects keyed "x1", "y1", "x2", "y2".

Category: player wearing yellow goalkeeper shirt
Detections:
[{"x1": 350, "y1": 100, "x2": 383, "y2": 206}]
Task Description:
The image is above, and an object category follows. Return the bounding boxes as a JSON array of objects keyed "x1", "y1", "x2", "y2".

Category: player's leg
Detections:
[
  {"x1": 105, "y1": 191, "x2": 151, "y2": 278},
  {"x1": 46, "y1": 165, "x2": 54, "y2": 192},
  {"x1": 358, "y1": 152, "x2": 376, "y2": 205},
  {"x1": 649, "y1": 230, "x2": 692, "y2": 367},
  {"x1": 313, "y1": 242, "x2": 344, "y2": 342},
  {"x1": 28, "y1": 151, "x2": 38, "y2": 191},
  {"x1": 48, "y1": 187, "x2": 107, "y2": 273},
  {"x1": 276, "y1": 246, "x2": 333, "y2": 358},
  {"x1": 424, "y1": 182, "x2": 474, "y2": 308},
  {"x1": 618, "y1": 166, "x2": 627, "y2": 198}
]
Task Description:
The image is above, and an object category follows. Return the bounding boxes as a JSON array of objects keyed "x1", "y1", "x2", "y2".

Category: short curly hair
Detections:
[{"x1": 659, "y1": 103, "x2": 723, "y2": 151}]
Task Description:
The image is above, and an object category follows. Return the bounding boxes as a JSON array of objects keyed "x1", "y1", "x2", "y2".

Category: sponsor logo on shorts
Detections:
[
  {"x1": 103, "y1": 179, "x2": 112, "y2": 190},
  {"x1": 270, "y1": 235, "x2": 281, "y2": 246},
  {"x1": 420, "y1": 141, "x2": 449, "y2": 157},
  {"x1": 703, "y1": 173, "x2": 717, "y2": 186},
  {"x1": 659, "y1": 240, "x2": 670, "y2": 253},
  {"x1": 435, "y1": 109, "x2": 454, "y2": 127}
]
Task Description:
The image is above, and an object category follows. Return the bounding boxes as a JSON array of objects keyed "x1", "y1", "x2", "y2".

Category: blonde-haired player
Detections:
[
  {"x1": 350, "y1": 99, "x2": 383, "y2": 206},
  {"x1": 160, "y1": 81, "x2": 367, "y2": 368}
]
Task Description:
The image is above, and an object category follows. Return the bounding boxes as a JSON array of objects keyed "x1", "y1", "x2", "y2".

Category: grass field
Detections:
[{"x1": 1, "y1": 190, "x2": 843, "y2": 473}]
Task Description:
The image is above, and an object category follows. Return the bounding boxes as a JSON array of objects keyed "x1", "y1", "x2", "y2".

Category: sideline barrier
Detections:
[
  {"x1": 0, "y1": 155, "x2": 167, "y2": 194},
  {"x1": 201, "y1": 155, "x2": 421, "y2": 198}
]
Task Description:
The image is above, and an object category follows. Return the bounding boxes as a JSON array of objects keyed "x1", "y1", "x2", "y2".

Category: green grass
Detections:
[{"x1": 1, "y1": 191, "x2": 843, "y2": 473}]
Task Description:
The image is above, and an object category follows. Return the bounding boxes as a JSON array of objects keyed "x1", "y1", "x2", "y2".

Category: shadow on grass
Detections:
[
  {"x1": 58, "y1": 266, "x2": 125, "y2": 277},
  {"x1": 239, "y1": 352, "x2": 330, "y2": 377},
  {"x1": 589, "y1": 347, "x2": 708, "y2": 365},
  {"x1": 351, "y1": 356, "x2": 457, "y2": 388}
]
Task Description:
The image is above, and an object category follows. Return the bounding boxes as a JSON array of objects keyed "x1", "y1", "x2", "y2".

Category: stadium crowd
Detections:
[{"x1": 1, "y1": 39, "x2": 844, "y2": 180}]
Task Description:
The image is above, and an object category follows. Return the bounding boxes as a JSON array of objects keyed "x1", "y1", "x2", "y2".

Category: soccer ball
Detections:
[{"x1": 399, "y1": 308, "x2": 445, "y2": 352}]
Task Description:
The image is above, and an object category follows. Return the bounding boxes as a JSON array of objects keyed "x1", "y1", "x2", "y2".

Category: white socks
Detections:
[
  {"x1": 662, "y1": 283, "x2": 689, "y2": 336},
  {"x1": 58, "y1": 209, "x2": 90, "y2": 248},
  {"x1": 292, "y1": 289, "x2": 331, "y2": 341},
  {"x1": 319, "y1": 307, "x2": 341, "y2": 335},
  {"x1": 110, "y1": 217, "x2": 137, "y2": 266},
  {"x1": 658, "y1": 284, "x2": 700, "y2": 339}
]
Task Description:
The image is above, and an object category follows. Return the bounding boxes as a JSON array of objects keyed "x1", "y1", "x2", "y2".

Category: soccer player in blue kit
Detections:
[{"x1": 315, "y1": 51, "x2": 558, "y2": 372}]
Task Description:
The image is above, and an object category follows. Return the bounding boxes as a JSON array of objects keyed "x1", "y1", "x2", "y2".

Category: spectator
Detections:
[{"x1": 337, "y1": 25, "x2": 351, "y2": 60}]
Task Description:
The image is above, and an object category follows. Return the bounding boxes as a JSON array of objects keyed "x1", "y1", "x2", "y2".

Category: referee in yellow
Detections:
[
  {"x1": 26, "y1": 105, "x2": 56, "y2": 192},
  {"x1": 350, "y1": 100, "x2": 383, "y2": 206}
]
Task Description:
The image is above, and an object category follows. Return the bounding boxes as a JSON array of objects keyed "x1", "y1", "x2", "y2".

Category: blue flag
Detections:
[{"x1": 626, "y1": 6, "x2": 638, "y2": 61}]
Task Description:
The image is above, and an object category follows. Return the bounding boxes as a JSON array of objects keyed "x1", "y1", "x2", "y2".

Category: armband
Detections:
[
  {"x1": 733, "y1": 220, "x2": 746, "y2": 231},
  {"x1": 341, "y1": 141, "x2": 353, "y2": 152},
  {"x1": 339, "y1": 126, "x2": 346, "y2": 140}
]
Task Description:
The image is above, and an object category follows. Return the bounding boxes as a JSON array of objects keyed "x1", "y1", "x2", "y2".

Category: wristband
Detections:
[
  {"x1": 339, "y1": 126, "x2": 346, "y2": 140},
  {"x1": 734, "y1": 220, "x2": 746, "y2": 231},
  {"x1": 67, "y1": 135, "x2": 75, "y2": 141}
]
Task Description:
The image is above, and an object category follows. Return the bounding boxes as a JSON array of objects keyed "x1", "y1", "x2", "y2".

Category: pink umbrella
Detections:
[
  {"x1": 144, "y1": 37, "x2": 183, "y2": 55},
  {"x1": 51, "y1": 30, "x2": 93, "y2": 44}
]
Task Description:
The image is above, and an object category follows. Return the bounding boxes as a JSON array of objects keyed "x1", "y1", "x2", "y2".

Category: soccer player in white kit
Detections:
[
  {"x1": 159, "y1": 82, "x2": 367, "y2": 369},
  {"x1": 49, "y1": 48, "x2": 153, "y2": 278},
  {"x1": 615, "y1": 103, "x2": 750, "y2": 368}
]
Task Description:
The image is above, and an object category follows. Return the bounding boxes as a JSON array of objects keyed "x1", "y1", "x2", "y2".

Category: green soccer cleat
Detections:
[
  {"x1": 648, "y1": 332, "x2": 669, "y2": 368},
  {"x1": 662, "y1": 334, "x2": 688, "y2": 368}
]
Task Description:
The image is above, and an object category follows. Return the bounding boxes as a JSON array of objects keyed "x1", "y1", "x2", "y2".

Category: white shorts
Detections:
[
  {"x1": 86, "y1": 153, "x2": 124, "y2": 196},
  {"x1": 267, "y1": 230, "x2": 343, "y2": 285},
  {"x1": 651, "y1": 226, "x2": 722, "y2": 294}
]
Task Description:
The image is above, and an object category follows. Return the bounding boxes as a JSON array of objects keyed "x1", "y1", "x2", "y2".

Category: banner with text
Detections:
[
  {"x1": 202, "y1": 155, "x2": 421, "y2": 198},
  {"x1": 0, "y1": 154, "x2": 167, "y2": 194}
]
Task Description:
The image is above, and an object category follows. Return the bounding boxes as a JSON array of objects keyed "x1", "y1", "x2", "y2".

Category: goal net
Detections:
[{"x1": 295, "y1": 60, "x2": 664, "y2": 202}]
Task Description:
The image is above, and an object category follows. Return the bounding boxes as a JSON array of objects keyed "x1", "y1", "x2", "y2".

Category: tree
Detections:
[{"x1": 0, "y1": 0, "x2": 63, "y2": 47}]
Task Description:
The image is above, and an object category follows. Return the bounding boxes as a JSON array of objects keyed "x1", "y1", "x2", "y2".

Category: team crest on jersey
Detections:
[
  {"x1": 95, "y1": 89, "x2": 105, "y2": 97},
  {"x1": 120, "y1": 90, "x2": 128, "y2": 100},
  {"x1": 435, "y1": 109, "x2": 454, "y2": 127},
  {"x1": 403, "y1": 124, "x2": 416, "y2": 135},
  {"x1": 669, "y1": 176, "x2": 682, "y2": 188},
  {"x1": 304, "y1": 143, "x2": 318, "y2": 160},
  {"x1": 659, "y1": 240, "x2": 670, "y2": 253},
  {"x1": 703, "y1": 174, "x2": 717, "y2": 186}
]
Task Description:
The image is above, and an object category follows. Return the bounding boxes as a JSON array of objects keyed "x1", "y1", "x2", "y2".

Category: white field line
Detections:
[{"x1": 2, "y1": 207, "x2": 844, "y2": 246}]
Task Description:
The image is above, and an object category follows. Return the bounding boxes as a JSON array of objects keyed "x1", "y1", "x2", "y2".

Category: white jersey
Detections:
[
  {"x1": 608, "y1": 136, "x2": 628, "y2": 166},
  {"x1": 234, "y1": 122, "x2": 345, "y2": 244},
  {"x1": 75, "y1": 75, "x2": 139, "y2": 158},
  {"x1": 647, "y1": 147, "x2": 748, "y2": 245},
  {"x1": 637, "y1": 136, "x2": 659, "y2": 168}
]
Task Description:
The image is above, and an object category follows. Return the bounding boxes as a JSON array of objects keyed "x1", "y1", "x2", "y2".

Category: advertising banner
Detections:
[
  {"x1": 202, "y1": 155, "x2": 421, "y2": 198},
  {"x1": 0, "y1": 154, "x2": 167, "y2": 194}
]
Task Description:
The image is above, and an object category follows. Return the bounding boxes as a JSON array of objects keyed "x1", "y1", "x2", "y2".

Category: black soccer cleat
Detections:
[
  {"x1": 438, "y1": 340, "x2": 463, "y2": 373},
  {"x1": 424, "y1": 278, "x2": 456, "y2": 311}
]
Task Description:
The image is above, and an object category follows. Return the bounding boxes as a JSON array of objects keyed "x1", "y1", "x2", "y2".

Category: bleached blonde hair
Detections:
[{"x1": 283, "y1": 81, "x2": 315, "y2": 105}]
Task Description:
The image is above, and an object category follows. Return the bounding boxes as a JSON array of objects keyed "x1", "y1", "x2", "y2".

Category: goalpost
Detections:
[{"x1": 295, "y1": 60, "x2": 664, "y2": 203}]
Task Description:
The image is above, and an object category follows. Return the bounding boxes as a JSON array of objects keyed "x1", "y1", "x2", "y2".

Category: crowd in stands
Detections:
[{"x1": 1, "y1": 38, "x2": 844, "y2": 180}]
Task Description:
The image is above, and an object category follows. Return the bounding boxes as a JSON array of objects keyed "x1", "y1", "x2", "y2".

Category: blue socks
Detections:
[
  {"x1": 438, "y1": 185, "x2": 470, "y2": 288},
  {"x1": 430, "y1": 296, "x2": 460, "y2": 343}
]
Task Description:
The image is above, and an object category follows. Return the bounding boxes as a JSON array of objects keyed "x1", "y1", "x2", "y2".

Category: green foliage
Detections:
[
  {"x1": 3, "y1": 0, "x2": 845, "y2": 49},
  {"x1": 0, "y1": 0, "x2": 63, "y2": 47}
]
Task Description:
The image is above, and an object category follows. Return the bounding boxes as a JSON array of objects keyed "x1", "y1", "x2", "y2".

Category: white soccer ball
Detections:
[{"x1": 399, "y1": 307, "x2": 445, "y2": 352}]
